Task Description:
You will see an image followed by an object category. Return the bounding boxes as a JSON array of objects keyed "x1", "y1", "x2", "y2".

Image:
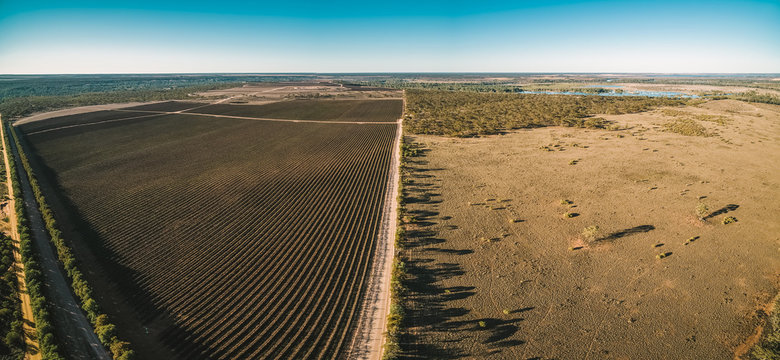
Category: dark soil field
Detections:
[
  {"x1": 18, "y1": 107, "x2": 399, "y2": 359},
  {"x1": 185, "y1": 99, "x2": 403, "y2": 122}
]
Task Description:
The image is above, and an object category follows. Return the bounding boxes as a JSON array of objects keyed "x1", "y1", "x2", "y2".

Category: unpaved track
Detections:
[
  {"x1": 347, "y1": 95, "x2": 404, "y2": 360},
  {"x1": 7, "y1": 127, "x2": 111, "y2": 360},
  {"x1": 1, "y1": 118, "x2": 41, "y2": 360}
]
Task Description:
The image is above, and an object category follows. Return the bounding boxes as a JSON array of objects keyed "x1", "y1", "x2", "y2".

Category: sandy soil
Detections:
[
  {"x1": 401, "y1": 100, "x2": 780, "y2": 359},
  {"x1": 1, "y1": 119, "x2": 42, "y2": 360},
  {"x1": 616, "y1": 83, "x2": 780, "y2": 97}
]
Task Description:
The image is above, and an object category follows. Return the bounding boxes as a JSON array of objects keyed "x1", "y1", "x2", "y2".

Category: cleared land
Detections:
[
  {"x1": 16, "y1": 99, "x2": 401, "y2": 359},
  {"x1": 399, "y1": 99, "x2": 779, "y2": 358},
  {"x1": 184, "y1": 99, "x2": 403, "y2": 123},
  {"x1": 18, "y1": 110, "x2": 157, "y2": 134}
]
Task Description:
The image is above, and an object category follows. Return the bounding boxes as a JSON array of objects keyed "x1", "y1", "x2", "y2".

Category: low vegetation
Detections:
[
  {"x1": 732, "y1": 91, "x2": 780, "y2": 106},
  {"x1": 0, "y1": 233, "x2": 25, "y2": 358},
  {"x1": 751, "y1": 296, "x2": 780, "y2": 360},
  {"x1": 661, "y1": 109, "x2": 731, "y2": 125},
  {"x1": 582, "y1": 225, "x2": 600, "y2": 242},
  {"x1": 404, "y1": 89, "x2": 686, "y2": 137},
  {"x1": 696, "y1": 202, "x2": 709, "y2": 221},
  {"x1": 663, "y1": 118, "x2": 712, "y2": 137},
  {"x1": 3, "y1": 120, "x2": 64, "y2": 360}
]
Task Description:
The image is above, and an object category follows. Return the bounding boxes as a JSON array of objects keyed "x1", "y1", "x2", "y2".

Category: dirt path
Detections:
[
  {"x1": 0, "y1": 117, "x2": 41, "y2": 360},
  {"x1": 347, "y1": 96, "x2": 404, "y2": 360},
  {"x1": 7, "y1": 127, "x2": 111, "y2": 360}
]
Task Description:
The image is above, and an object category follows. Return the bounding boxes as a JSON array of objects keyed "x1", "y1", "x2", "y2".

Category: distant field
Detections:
[
  {"x1": 17, "y1": 110, "x2": 154, "y2": 133},
  {"x1": 185, "y1": 99, "x2": 403, "y2": 122},
  {"x1": 19, "y1": 108, "x2": 398, "y2": 359},
  {"x1": 121, "y1": 101, "x2": 208, "y2": 112}
]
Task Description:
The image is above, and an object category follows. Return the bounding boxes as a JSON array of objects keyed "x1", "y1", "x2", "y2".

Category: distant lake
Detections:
[{"x1": 521, "y1": 87, "x2": 699, "y2": 98}]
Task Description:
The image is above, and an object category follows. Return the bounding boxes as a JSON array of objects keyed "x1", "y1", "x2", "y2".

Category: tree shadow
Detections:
[
  {"x1": 703, "y1": 204, "x2": 739, "y2": 220},
  {"x1": 599, "y1": 225, "x2": 655, "y2": 242},
  {"x1": 428, "y1": 248, "x2": 474, "y2": 256},
  {"x1": 398, "y1": 139, "x2": 528, "y2": 358}
]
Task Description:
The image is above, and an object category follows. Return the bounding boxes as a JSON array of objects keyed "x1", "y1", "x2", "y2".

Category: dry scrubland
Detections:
[
  {"x1": 399, "y1": 99, "x2": 779, "y2": 359},
  {"x1": 196, "y1": 82, "x2": 400, "y2": 103},
  {"x1": 15, "y1": 98, "x2": 402, "y2": 359}
]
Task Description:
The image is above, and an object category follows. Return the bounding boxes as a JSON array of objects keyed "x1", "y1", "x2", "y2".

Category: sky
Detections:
[{"x1": 0, "y1": 0, "x2": 778, "y2": 74}]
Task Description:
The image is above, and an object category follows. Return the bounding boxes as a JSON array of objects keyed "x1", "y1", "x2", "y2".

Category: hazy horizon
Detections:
[
  {"x1": 1, "y1": 72, "x2": 780, "y2": 77},
  {"x1": 1, "y1": 0, "x2": 778, "y2": 74}
]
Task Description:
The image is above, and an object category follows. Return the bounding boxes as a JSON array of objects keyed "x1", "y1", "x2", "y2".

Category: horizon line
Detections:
[{"x1": 2, "y1": 72, "x2": 779, "y2": 76}]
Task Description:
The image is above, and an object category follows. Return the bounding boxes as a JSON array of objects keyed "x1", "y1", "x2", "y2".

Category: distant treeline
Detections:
[
  {"x1": 0, "y1": 83, "x2": 238, "y2": 119},
  {"x1": 404, "y1": 90, "x2": 687, "y2": 137},
  {"x1": 731, "y1": 91, "x2": 780, "y2": 105},
  {"x1": 0, "y1": 74, "x2": 320, "y2": 101}
]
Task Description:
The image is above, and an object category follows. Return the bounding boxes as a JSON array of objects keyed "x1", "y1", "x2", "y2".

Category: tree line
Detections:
[{"x1": 2, "y1": 119, "x2": 63, "y2": 359}]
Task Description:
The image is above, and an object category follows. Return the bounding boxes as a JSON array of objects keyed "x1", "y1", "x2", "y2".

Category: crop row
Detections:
[{"x1": 23, "y1": 112, "x2": 399, "y2": 359}]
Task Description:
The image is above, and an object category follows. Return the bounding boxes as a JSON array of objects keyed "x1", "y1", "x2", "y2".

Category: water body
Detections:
[{"x1": 521, "y1": 88, "x2": 699, "y2": 98}]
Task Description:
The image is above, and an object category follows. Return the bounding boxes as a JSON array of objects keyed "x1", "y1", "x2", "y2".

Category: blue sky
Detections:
[{"x1": 0, "y1": 0, "x2": 778, "y2": 73}]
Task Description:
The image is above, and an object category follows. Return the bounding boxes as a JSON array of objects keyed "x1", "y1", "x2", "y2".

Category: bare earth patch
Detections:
[{"x1": 401, "y1": 100, "x2": 780, "y2": 359}]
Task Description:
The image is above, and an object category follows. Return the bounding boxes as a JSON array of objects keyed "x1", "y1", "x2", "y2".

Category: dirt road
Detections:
[
  {"x1": 347, "y1": 97, "x2": 404, "y2": 360},
  {"x1": 7, "y1": 126, "x2": 111, "y2": 360},
  {"x1": 1, "y1": 118, "x2": 41, "y2": 360}
]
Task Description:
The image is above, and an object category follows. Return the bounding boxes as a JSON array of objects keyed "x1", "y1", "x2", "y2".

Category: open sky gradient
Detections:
[{"x1": 0, "y1": 0, "x2": 778, "y2": 74}]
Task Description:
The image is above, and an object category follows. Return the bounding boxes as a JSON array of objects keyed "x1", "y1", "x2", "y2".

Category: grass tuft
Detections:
[
  {"x1": 722, "y1": 216, "x2": 737, "y2": 225},
  {"x1": 582, "y1": 225, "x2": 600, "y2": 242}
]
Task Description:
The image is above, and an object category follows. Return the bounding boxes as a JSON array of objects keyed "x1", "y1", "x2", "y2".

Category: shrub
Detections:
[
  {"x1": 582, "y1": 226, "x2": 600, "y2": 242},
  {"x1": 722, "y1": 216, "x2": 737, "y2": 224},
  {"x1": 695, "y1": 202, "x2": 709, "y2": 221}
]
